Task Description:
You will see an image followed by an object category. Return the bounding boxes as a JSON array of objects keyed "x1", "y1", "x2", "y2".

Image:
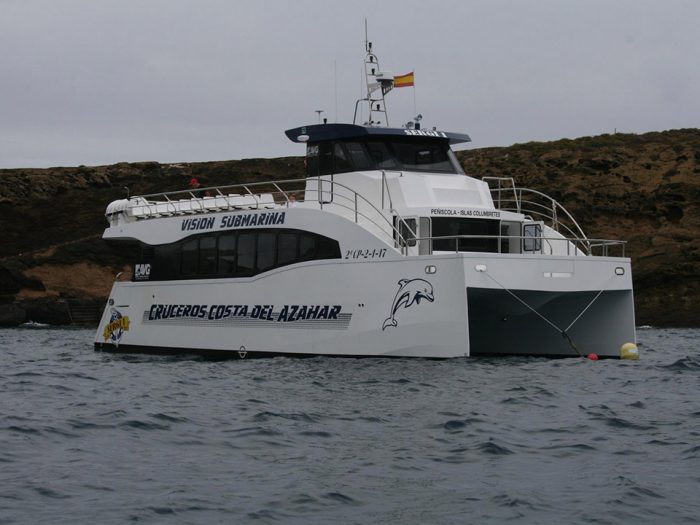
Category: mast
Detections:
[{"x1": 353, "y1": 20, "x2": 394, "y2": 127}]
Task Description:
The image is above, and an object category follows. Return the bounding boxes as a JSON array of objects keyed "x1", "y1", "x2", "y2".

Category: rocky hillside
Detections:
[
  {"x1": 1, "y1": 129, "x2": 698, "y2": 327},
  {"x1": 0, "y1": 158, "x2": 303, "y2": 326}
]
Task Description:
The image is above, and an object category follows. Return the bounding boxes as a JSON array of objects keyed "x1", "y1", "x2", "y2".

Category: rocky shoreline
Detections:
[{"x1": 1, "y1": 129, "x2": 698, "y2": 327}]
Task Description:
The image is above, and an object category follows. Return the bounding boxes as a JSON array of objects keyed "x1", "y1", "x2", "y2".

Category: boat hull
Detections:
[
  {"x1": 94, "y1": 253, "x2": 635, "y2": 359},
  {"x1": 467, "y1": 288, "x2": 635, "y2": 357}
]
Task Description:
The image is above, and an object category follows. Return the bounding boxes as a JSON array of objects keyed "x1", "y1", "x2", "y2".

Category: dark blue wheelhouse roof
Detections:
[{"x1": 285, "y1": 123, "x2": 471, "y2": 145}]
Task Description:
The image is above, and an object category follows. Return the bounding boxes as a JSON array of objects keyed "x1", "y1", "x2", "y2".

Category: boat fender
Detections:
[{"x1": 619, "y1": 342, "x2": 639, "y2": 360}]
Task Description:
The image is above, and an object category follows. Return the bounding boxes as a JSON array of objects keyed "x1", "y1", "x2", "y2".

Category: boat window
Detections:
[
  {"x1": 306, "y1": 138, "x2": 463, "y2": 176},
  {"x1": 199, "y1": 236, "x2": 218, "y2": 275},
  {"x1": 218, "y1": 234, "x2": 237, "y2": 274},
  {"x1": 500, "y1": 221, "x2": 521, "y2": 254},
  {"x1": 257, "y1": 231, "x2": 277, "y2": 271},
  {"x1": 306, "y1": 144, "x2": 319, "y2": 177},
  {"x1": 148, "y1": 241, "x2": 179, "y2": 280},
  {"x1": 366, "y1": 141, "x2": 400, "y2": 170},
  {"x1": 299, "y1": 232, "x2": 316, "y2": 260},
  {"x1": 523, "y1": 223, "x2": 542, "y2": 252},
  {"x1": 181, "y1": 238, "x2": 199, "y2": 275},
  {"x1": 315, "y1": 142, "x2": 365, "y2": 175},
  {"x1": 446, "y1": 149, "x2": 465, "y2": 174},
  {"x1": 316, "y1": 235, "x2": 340, "y2": 259},
  {"x1": 237, "y1": 232, "x2": 257, "y2": 277},
  {"x1": 391, "y1": 141, "x2": 455, "y2": 173},
  {"x1": 333, "y1": 143, "x2": 354, "y2": 173},
  {"x1": 399, "y1": 218, "x2": 417, "y2": 247},
  {"x1": 277, "y1": 232, "x2": 298, "y2": 266},
  {"x1": 318, "y1": 142, "x2": 334, "y2": 175},
  {"x1": 432, "y1": 218, "x2": 499, "y2": 253},
  {"x1": 344, "y1": 142, "x2": 374, "y2": 171},
  {"x1": 139, "y1": 229, "x2": 340, "y2": 281}
]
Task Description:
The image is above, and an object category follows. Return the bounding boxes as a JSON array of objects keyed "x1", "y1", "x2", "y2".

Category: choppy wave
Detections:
[{"x1": 0, "y1": 327, "x2": 699, "y2": 524}]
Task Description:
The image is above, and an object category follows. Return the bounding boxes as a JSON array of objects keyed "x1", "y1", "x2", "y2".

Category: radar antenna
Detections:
[{"x1": 353, "y1": 20, "x2": 394, "y2": 127}]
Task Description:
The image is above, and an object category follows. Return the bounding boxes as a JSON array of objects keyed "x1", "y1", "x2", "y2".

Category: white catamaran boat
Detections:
[{"x1": 95, "y1": 39, "x2": 636, "y2": 358}]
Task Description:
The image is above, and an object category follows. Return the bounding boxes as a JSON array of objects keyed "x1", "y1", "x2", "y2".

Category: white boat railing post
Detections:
[
  {"x1": 381, "y1": 171, "x2": 385, "y2": 209},
  {"x1": 271, "y1": 182, "x2": 288, "y2": 206}
]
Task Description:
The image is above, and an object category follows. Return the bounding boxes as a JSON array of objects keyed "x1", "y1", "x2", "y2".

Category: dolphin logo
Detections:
[{"x1": 382, "y1": 278, "x2": 434, "y2": 330}]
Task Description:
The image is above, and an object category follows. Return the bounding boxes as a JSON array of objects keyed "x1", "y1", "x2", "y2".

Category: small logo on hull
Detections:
[
  {"x1": 103, "y1": 308, "x2": 130, "y2": 343},
  {"x1": 134, "y1": 263, "x2": 151, "y2": 281},
  {"x1": 382, "y1": 278, "x2": 434, "y2": 330}
]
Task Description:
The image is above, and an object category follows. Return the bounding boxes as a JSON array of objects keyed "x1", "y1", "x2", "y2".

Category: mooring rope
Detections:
[
  {"x1": 480, "y1": 271, "x2": 613, "y2": 357},
  {"x1": 563, "y1": 287, "x2": 607, "y2": 333}
]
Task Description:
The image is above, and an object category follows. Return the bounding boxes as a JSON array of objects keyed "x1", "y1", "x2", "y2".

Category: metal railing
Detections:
[
  {"x1": 119, "y1": 178, "x2": 411, "y2": 251},
  {"x1": 483, "y1": 176, "x2": 591, "y2": 254},
  {"x1": 116, "y1": 174, "x2": 624, "y2": 260},
  {"x1": 405, "y1": 234, "x2": 625, "y2": 257}
]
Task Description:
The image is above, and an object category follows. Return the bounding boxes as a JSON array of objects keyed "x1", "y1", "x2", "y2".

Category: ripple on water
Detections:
[
  {"x1": 477, "y1": 439, "x2": 514, "y2": 456},
  {"x1": 118, "y1": 420, "x2": 171, "y2": 431},
  {"x1": 500, "y1": 396, "x2": 534, "y2": 405},
  {"x1": 659, "y1": 356, "x2": 700, "y2": 371},
  {"x1": 251, "y1": 411, "x2": 320, "y2": 423},
  {"x1": 682, "y1": 445, "x2": 700, "y2": 458},
  {"x1": 9, "y1": 371, "x2": 44, "y2": 377},
  {"x1": 321, "y1": 492, "x2": 359, "y2": 506},
  {"x1": 597, "y1": 417, "x2": 655, "y2": 431},
  {"x1": 5, "y1": 425, "x2": 42, "y2": 435},
  {"x1": 226, "y1": 426, "x2": 283, "y2": 438},
  {"x1": 492, "y1": 493, "x2": 543, "y2": 511},
  {"x1": 43, "y1": 426, "x2": 80, "y2": 438},
  {"x1": 443, "y1": 419, "x2": 467, "y2": 431},
  {"x1": 32, "y1": 486, "x2": 71, "y2": 500},
  {"x1": 150, "y1": 412, "x2": 190, "y2": 423},
  {"x1": 66, "y1": 419, "x2": 116, "y2": 430},
  {"x1": 298, "y1": 430, "x2": 333, "y2": 438}
]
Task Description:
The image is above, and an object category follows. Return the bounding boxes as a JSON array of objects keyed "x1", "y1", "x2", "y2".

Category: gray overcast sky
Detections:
[{"x1": 1, "y1": 0, "x2": 698, "y2": 168}]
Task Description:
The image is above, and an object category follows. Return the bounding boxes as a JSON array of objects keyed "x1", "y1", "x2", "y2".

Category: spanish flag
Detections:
[{"x1": 393, "y1": 72, "x2": 414, "y2": 88}]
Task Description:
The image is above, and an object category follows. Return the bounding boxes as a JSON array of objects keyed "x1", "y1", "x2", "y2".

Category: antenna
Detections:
[
  {"x1": 334, "y1": 59, "x2": 338, "y2": 122},
  {"x1": 315, "y1": 109, "x2": 325, "y2": 123},
  {"x1": 353, "y1": 20, "x2": 394, "y2": 126},
  {"x1": 364, "y1": 18, "x2": 368, "y2": 53}
]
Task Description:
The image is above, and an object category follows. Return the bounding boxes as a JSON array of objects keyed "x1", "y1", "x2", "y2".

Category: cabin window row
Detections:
[
  {"x1": 394, "y1": 217, "x2": 537, "y2": 254},
  {"x1": 306, "y1": 138, "x2": 464, "y2": 176},
  {"x1": 137, "y1": 228, "x2": 341, "y2": 281}
]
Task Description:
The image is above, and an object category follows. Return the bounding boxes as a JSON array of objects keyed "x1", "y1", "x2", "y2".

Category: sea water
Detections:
[{"x1": 1, "y1": 327, "x2": 699, "y2": 524}]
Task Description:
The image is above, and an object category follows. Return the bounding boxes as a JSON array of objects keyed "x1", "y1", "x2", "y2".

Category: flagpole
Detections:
[{"x1": 413, "y1": 69, "x2": 417, "y2": 116}]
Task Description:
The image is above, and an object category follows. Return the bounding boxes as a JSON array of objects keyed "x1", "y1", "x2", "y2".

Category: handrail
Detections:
[
  {"x1": 117, "y1": 175, "x2": 622, "y2": 260},
  {"x1": 406, "y1": 234, "x2": 625, "y2": 257},
  {"x1": 482, "y1": 176, "x2": 591, "y2": 253},
  {"x1": 121, "y1": 177, "x2": 411, "y2": 252},
  {"x1": 313, "y1": 185, "x2": 409, "y2": 249},
  {"x1": 381, "y1": 169, "x2": 402, "y2": 210}
]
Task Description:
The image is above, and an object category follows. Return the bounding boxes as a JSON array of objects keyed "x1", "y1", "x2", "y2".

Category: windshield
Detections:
[{"x1": 307, "y1": 138, "x2": 464, "y2": 176}]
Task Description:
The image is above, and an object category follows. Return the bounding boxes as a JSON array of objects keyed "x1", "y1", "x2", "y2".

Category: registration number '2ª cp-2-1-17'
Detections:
[{"x1": 345, "y1": 248, "x2": 387, "y2": 260}]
